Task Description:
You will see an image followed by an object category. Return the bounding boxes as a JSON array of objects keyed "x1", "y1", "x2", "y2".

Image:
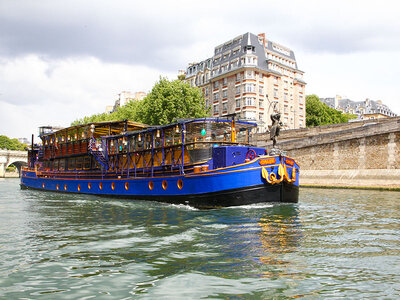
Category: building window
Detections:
[
  {"x1": 245, "y1": 97, "x2": 255, "y2": 106},
  {"x1": 213, "y1": 104, "x2": 219, "y2": 113},
  {"x1": 259, "y1": 112, "x2": 264, "y2": 120},
  {"x1": 236, "y1": 99, "x2": 241, "y2": 108},
  {"x1": 243, "y1": 111, "x2": 256, "y2": 120},
  {"x1": 236, "y1": 73, "x2": 241, "y2": 81},
  {"x1": 214, "y1": 92, "x2": 219, "y2": 101},
  {"x1": 274, "y1": 77, "x2": 278, "y2": 85},
  {"x1": 222, "y1": 103, "x2": 227, "y2": 112},
  {"x1": 205, "y1": 87, "x2": 209, "y2": 96},
  {"x1": 245, "y1": 70, "x2": 254, "y2": 79},
  {"x1": 259, "y1": 99, "x2": 264, "y2": 108},
  {"x1": 223, "y1": 78, "x2": 227, "y2": 86},
  {"x1": 259, "y1": 86, "x2": 263, "y2": 94},
  {"x1": 245, "y1": 84, "x2": 255, "y2": 93},
  {"x1": 236, "y1": 86, "x2": 241, "y2": 95},
  {"x1": 213, "y1": 81, "x2": 219, "y2": 89},
  {"x1": 274, "y1": 88, "x2": 278, "y2": 98},
  {"x1": 222, "y1": 90, "x2": 227, "y2": 98},
  {"x1": 284, "y1": 93, "x2": 288, "y2": 101}
]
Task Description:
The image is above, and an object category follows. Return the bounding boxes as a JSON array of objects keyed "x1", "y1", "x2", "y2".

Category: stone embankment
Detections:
[{"x1": 256, "y1": 117, "x2": 400, "y2": 189}]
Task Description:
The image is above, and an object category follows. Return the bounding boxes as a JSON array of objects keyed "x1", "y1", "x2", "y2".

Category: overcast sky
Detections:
[{"x1": 1, "y1": 0, "x2": 399, "y2": 139}]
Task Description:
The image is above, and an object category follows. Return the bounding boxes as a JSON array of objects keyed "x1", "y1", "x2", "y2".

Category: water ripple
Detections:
[{"x1": 0, "y1": 179, "x2": 399, "y2": 299}]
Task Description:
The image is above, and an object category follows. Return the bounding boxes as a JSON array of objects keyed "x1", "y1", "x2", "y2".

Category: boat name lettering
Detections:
[
  {"x1": 259, "y1": 158, "x2": 276, "y2": 165},
  {"x1": 285, "y1": 159, "x2": 294, "y2": 166}
]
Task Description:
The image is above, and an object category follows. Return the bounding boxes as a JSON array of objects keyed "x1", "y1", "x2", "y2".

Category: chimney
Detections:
[{"x1": 258, "y1": 33, "x2": 266, "y2": 48}]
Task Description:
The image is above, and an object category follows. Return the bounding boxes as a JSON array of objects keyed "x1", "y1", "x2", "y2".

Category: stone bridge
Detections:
[{"x1": 0, "y1": 150, "x2": 28, "y2": 177}]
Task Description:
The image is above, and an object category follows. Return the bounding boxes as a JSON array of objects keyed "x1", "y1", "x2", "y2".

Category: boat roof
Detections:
[
  {"x1": 103, "y1": 118, "x2": 257, "y2": 139},
  {"x1": 39, "y1": 120, "x2": 149, "y2": 138}
]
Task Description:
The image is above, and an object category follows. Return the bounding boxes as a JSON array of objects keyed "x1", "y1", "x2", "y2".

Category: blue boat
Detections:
[{"x1": 20, "y1": 118, "x2": 299, "y2": 208}]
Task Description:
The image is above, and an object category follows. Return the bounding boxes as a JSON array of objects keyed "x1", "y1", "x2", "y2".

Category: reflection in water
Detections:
[{"x1": 258, "y1": 205, "x2": 301, "y2": 265}]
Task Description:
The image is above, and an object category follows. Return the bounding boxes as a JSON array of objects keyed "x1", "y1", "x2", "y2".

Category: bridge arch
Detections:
[
  {"x1": 7, "y1": 161, "x2": 28, "y2": 175},
  {"x1": 0, "y1": 150, "x2": 28, "y2": 177}
]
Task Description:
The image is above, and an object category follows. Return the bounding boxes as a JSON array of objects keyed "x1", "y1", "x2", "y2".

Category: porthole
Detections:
[
  {"x1": 56, "y1": 184, "x2": 59, "y2": 190},
  {"x1": 99, "y1": 182, "x2": 103, "y2": 190},
  {"x1": 162, "y1": 180, "x2": 168, "y2": 190},
  {"x1": 149, "y1": 181, "x2": 154, "y2": 190},
  {"x1": 77, "y1": 184, "x2": 81, "y2": 192},
  {"x1": 64, "y1": 184, "x2": 67, "y2": 191},
  {"x1": 88, "y1": 182, "x2": 91, "y2": 190},
  {"x1": 125, "y1": 182, "x2": 129, "y2": 190},
  {"x1": 42, "y1": 182, "x2": 45, "y2": 188},
  {"x1": 111, "y1": 182, "x2": 115, "y2": 190},
  {"x1": 177, "y1": 179, "x2": 183, "y2": 190}
]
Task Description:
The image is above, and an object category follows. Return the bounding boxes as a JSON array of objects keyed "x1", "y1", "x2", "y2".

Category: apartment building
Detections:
[
  {"x1": 185, "y1": 32, "x2": 306, "y2": 131},
  {"x1": 320, "y1": 95, "x2": 396, "y2": 120}
]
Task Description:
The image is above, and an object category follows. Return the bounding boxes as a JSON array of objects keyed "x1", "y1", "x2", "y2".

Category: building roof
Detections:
[
  {"x1": 185, "y1": 32, "x2": 304, "y2": 80},
  {"x1": 320, "y1": 97, "x2": 397, "y2": 118}
]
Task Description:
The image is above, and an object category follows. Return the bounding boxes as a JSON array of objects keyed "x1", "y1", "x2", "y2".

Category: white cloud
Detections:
[
  {"x1": 0, "y1": 55, "x2": 176, "y2": 138},
  {"x1": 300, "y1": 50, "x2": 400, "y2": 113},
  {"x1": 0, "y1": 0, "x2": 399, "y2": 139}
]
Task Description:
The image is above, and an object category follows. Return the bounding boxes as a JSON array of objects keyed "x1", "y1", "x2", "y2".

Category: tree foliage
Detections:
[
  {"x1": 71, "y1": 100, "x2": 141, "y2": 126},
  {"x1": 71, "y1": 77, "x2": 209, "y2": 126},
  {"x1": 306, "y1": 94, "x2": 356, "y2": 127},
  {"x1": 137, "y1": 77, "x2": 209, "y2": 125},
  {"x1": 0, "y1": 135, "x2": 26, "y2": 150}
]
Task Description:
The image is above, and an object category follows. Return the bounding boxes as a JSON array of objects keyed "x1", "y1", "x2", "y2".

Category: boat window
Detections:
[
  {"x1": 76, "y1": 158, "x2": 83, "y2": 170},
  {"x1": 59, "y1": 159, "x2": 65, "y2": 171},
  {"x1": 109, "y1": 139, "x2": 117, "y2": 154},
  {"x1": 185, "y1": 122, "x2": 204, "y2": 143},
  {"x1": 136, "y1": 135, "x2": 144, "y2": 151},
  {"x1": 84, "y1": 157, "x2": 91, "y2": 169},
  {"x1": 154, "y1": 131, "x2": 162, "y2": 148},
  {"x1": 164, "y1": 128, "x2": 173, "y2": 147},
  {"x1": 173, "y1": 126, "x2": 181, "y2": 145},
  {"x1": 236, "y1": 127, "x2": 251, "y2": 144},
  {"x1": 117, "y1": 138, "x2": 123, "y2": 153},
  {"x1": 68, "y1": 158, "x2": 76, "y2": 170},
  {"x1": 53, "y1": 160, "x2": 58, "y2": 171},
  {"x1": 130, "y1": 136, "x2": 136, "y2": 152},
  {"x1": 145, "y1": 134, "x2": 152, "y2": 150}
]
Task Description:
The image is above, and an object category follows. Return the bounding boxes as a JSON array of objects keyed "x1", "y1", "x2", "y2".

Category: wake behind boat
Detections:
[{"x1": 20, "y1": 118, "x2": 299, "y2": 208}]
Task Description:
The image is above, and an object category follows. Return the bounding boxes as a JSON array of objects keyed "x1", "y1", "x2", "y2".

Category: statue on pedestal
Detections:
[{"x1": 269, "y1": 112, "x2": 282, "y2": 148}]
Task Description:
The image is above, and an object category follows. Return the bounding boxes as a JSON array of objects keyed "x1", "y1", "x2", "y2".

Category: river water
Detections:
[{"x1": 0, "y1": 178, "x2": 399, "y2": 299}]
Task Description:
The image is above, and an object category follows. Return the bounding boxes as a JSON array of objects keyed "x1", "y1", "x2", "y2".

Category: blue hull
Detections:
[{"x1": 20, "y1": 156, "x2": 299, "y2": 208}]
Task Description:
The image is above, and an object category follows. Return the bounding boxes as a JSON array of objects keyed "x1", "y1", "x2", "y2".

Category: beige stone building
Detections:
[
  {"x1": 106, "y1": 91, "x2": 147, "y2": 113},
  {"x1": 185, "y1": 32, "x2": 306, "y2": 131}
]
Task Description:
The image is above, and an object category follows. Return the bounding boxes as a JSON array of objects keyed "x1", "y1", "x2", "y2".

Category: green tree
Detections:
[
  {"x1": 0, "y1": 135, "x2": 26, "y2": 150},
  {"x1": 306, "y1": 94, "x2": 356, "y2": 127},
  {"x1": 71, "y1": 100, "x2": 141, "y2": 126},
  {"x1": 177, "y1": 74, "x2": 186, "y2": 81},
  {"x1": 72, "y1": 77, "x2": 209, "y2": 126},
  {"x1": 136, "y1": 77, "x2": 209, "y2": 125}
]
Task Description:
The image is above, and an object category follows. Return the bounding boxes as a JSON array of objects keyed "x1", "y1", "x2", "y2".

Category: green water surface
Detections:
[{"x1": 0, "y1": 178, "x2": 399, "y2": 299}]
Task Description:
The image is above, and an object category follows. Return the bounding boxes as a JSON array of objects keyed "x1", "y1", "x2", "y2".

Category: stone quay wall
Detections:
[{"x1": 255, "y1": 117, "x2": 400, "y2": 189}]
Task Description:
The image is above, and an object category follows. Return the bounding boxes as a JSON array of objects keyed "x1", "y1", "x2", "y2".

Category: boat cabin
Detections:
[{"x1": 29, "y1": 118, "x2": 258, "y2": 178}]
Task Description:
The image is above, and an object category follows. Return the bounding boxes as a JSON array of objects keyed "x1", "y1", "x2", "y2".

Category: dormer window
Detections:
[{"x1": 244, "y1": 45, "x2": 255, "y2": 53}]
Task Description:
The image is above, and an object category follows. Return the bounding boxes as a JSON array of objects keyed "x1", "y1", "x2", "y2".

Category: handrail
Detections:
[{"x1": 88, "y1": 137, "x2": 108, "y2": 171}]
